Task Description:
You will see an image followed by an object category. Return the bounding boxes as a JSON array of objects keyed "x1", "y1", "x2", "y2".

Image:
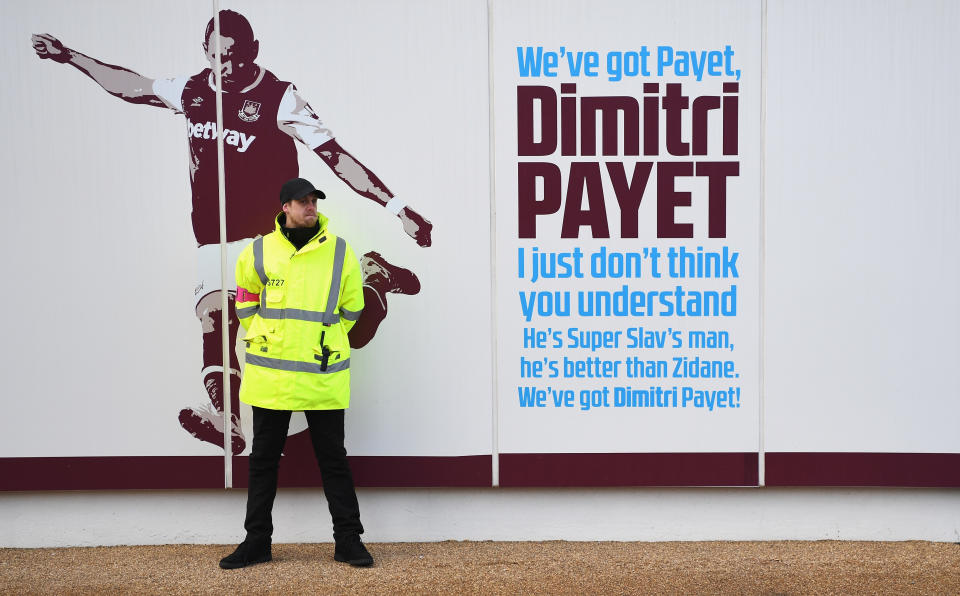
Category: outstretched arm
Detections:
[
  {"x1": 314, "y1": 139, "x2": 433, "y2": 247},
  {"x1": 31, "y1": 33, "x2": 165, "y2": 107}
]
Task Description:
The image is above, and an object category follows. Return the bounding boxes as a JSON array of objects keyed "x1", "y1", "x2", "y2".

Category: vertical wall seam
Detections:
[
  {"x1": 758, "y1": 0, "x2": 769, "y2": 488},
  {"x1": 486, "y1": 0, "x2": 500, "y2": 487},
  {"x1": 213, "y1": 0, "x2": 233, "y2": 489}
]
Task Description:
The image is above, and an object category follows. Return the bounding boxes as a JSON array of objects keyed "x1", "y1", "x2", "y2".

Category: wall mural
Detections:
[
  {"x1": 6, "y1": 0, "x2": 956, "y2": 491},
  {"x1": 32, "y1": 9, "x2": 432, "y2": 456}
]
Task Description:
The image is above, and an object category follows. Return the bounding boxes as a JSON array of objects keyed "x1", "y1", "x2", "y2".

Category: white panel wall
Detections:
[
  {"x1": 222, "y1": 0, "x2": 494, "y2": 457},
  {"x1": 492, "y1": 0, "x2": 762, "y2": 455},
  {"x1": 1, "y1": 488, "x2": 958, "y2": 546},
  {"x1": 0, "y1": 0, "x2": 958, "y2": 546},
  {"x1": 1, "y1": 0, "x2": 213, "y2": 457},
  {"x1": 764, "y1": 0, "x2": 960, "y2": 452},
  {"x1": 1, "y1": 0, "x2": 493, "y2": 461}
]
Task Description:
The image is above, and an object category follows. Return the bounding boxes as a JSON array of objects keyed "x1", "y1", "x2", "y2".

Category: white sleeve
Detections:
[
  {"x1": 151, "y1": 77, "x2": 188, "y2": 113},
  {"x1": 277, "y1": 84, "x2": 335, "y2": 149}
]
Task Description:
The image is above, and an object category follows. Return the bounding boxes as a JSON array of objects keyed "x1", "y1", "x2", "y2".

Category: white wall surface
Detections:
[
  {"x1": 764, "y1": 0, "x2": 960, "y2": 452},
  {"x1": 492, "y1": 0, "x2": 762, "y2": 456},
  {"x1": 1, "y1": 0, "x2": 210, "y2": 457},
  {"x1": 2, "y1": 0, "x2": 959, "y2": 548},
  {"x1": 2, "y1": 0, "x2": 493, "y2": 461},
  {"x1": 1, "y1": 488, "x2": 958, "y2": 547}
]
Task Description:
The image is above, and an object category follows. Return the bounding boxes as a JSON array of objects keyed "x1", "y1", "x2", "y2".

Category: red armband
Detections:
[{"x1": 237, "y1": 287, "x2": 260, "y2": 303}]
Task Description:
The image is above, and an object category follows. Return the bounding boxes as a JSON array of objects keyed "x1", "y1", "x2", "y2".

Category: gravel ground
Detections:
[{"x1": 1, "y1": 541, "x2": 958, "y2": 595}]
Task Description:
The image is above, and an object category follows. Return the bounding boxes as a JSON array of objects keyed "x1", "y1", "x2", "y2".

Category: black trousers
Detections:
[{"x1": 244, "y1": 406, "x2": 363, "y2": 543}]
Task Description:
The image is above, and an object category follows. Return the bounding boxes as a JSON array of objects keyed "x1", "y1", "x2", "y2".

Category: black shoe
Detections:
[
  {"x1": 334, "y1": 535, "x2": 374, "y2": 567},
  {"x1": 219, "y1": 539, "x2": 272, "y2": 569}
]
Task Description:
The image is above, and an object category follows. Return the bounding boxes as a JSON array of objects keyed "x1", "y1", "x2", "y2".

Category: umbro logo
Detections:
[{"x1": 190, "y1": 97, "x2": 204, "y2": 107}]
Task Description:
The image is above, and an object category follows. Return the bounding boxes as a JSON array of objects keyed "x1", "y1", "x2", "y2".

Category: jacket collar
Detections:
[{"x1": 275, "y1": 212, "x2": 329, "y2": 252}]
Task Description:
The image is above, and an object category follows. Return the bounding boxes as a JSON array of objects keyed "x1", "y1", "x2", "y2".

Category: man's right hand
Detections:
[{"x1": 32, "y1": 34, "x2": 71, "y2": 63}]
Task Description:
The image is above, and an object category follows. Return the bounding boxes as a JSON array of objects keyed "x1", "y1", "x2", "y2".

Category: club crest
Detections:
[{"x1": 238, "y1": 99, "x2": 262, "y2": 122}]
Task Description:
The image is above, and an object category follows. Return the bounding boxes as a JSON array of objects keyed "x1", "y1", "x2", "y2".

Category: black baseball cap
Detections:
[{"x1": 280, "y1": 177, "x2": 326, "y2": 204}]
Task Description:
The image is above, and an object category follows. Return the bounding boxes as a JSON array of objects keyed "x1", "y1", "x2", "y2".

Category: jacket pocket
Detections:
[
  {"x1": 243, "y1": 325, "x2": 282, "y2": 354},
  {"x1": 264, "y1": 286, "x2": 284, "y2": 308}
]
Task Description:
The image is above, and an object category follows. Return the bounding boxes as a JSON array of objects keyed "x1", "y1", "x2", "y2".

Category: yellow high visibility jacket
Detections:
[{"x1": 234, "y1": 213, "x2": 364, "y2": 410}]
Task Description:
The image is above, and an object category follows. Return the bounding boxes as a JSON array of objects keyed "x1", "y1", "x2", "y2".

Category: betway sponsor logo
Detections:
[{"x1": 187, "y1": 120, "x2": 256, "y2": 153}]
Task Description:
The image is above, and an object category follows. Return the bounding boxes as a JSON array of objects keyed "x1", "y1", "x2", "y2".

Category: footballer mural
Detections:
[{"x1": 32, "y1": 10, "x2": 431, "y2": 455}]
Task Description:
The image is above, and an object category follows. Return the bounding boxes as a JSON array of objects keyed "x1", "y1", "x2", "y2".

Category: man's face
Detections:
[
  {"x1": 283, "y1": 195, "x2": 319, "y2": 228},
  {"x1": 204, "y1": 34, "x2": 252, "y2": 86}
]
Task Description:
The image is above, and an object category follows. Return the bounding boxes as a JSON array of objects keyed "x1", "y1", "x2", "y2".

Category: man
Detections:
[
  {"x1": 32, "y1": 10, "x2": 430, "y2": 454},
  {"x1": 220, "y1": 177, "x2": 372, "y2": 569}
]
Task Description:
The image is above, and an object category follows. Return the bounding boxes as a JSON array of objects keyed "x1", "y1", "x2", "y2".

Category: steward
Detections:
[
  {"x1": 221, "y1": 177, "x2": 373, "y2": 571},
  {"x1": 234, "y1": 196, "x2": 364, "y2": 411},
  {"x1": 236, "y1": 186, "x2": 363, "y2": 411}
]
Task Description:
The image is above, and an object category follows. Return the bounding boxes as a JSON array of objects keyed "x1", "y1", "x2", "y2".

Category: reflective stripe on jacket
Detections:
[{"x1": 234, "y1": 213, "x2": 364, "y2": 410}]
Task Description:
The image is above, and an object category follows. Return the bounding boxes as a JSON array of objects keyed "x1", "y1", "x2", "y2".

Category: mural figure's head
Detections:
[{"x1": 203, "y1": 10, "x2": 259, "y2": 89}]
